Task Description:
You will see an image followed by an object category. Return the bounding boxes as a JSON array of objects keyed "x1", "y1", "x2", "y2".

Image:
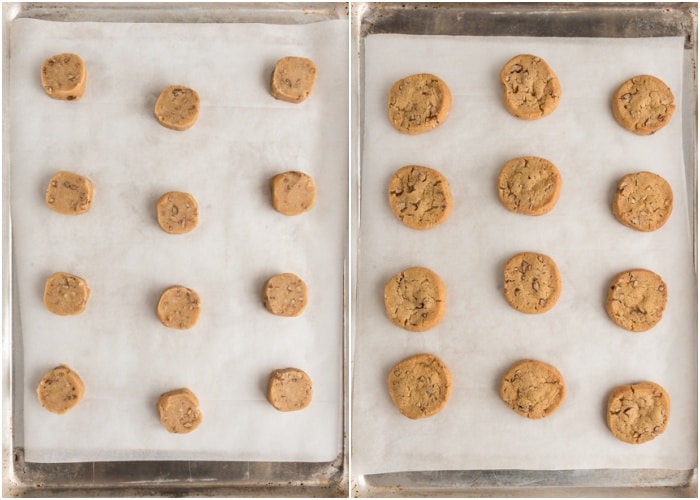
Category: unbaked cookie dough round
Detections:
[
  {"x1": 266, "y1": 368, "x2": 313, "y2": 412},
  {"x1": 387, "y1": 73, "x2": 452, "y2": 134},
  {"x1": 384, "y1": 266, "x2": 446, "y2": 332},
  {"x1": 270, "y1": 56, "x2": 318, "y2": 103},
  {"x1": 607, "y1": 381, "x2": 670, "y2": 444},
  {"x1": 503, "y1": 252, "x2": 561, "y2": 314},
  {"x1": 36, "y1": 364, "x2": 85, "y2": 414},
  {"x1": 387, "y1": 353, "x2": 452, "y2": 419},
  {"x1": 611, "y1": 75, "x2": 675, "y2": 135},
  {"x1": 45, "y1": 171, "x2": 94, "y2": 215},
  {"x1": 499, "y1": 359, "x2": 566, "y2": 419},
  {"x1": 500, "y1": 54, "x2": 561, "y2": 120},
  {"x1": 613, "y1": 171, "x2": 673, "y2": 232},
  {"x1": 262, "y1": 273, "x2": 308, "y2": 317},
  {"x1": 154, "y1": 85, "x2": 200, "y2": 131},
  {"x1": 41, "y1": 53, "x2": 87, "y2": 101},
  {"x1": 388, "y1": 165, "x2": 452, "y2": 230},
  {"x1": 270, "y1": 171, "x2": 316, "y2": 216},
  {"x1": 157, "y1": 388, "x2": 203, "y2": 433},
  {"x1": 156, "y1": 191, "x2": 199, "y2": 234},
  {"x1": 157, "y1": 285, "x2": 201, "y2": 330},
  {"x1": 43, "y1": 272, "x2": 90, "y2": 316}
]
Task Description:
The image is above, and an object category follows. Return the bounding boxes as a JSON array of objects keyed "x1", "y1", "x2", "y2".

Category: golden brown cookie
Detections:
[
  {"x1": 497, "y1": 157, "x2": 561, "y2": 216},
  {"x1": 613, "y1": 171, "x2": 673, "y2": 232},
  {"x1": 607, "y1": 382, "x2": 670, "y2": 444},
  {"x1": 41, "y1": 53, "x2": 86, "y2": 101},
  {"x1": 36, "y1": 365, "x2": 85, "y2": 414},
  {"x1": 387, "y1": 353, "x2": 452, "y2": 419},
  {"x1": 156, "y1": 191, "x2": 199, "y2": 234},
  {"x1": 388, "y1": 165, "x2": 452, "y2": 230},
  {"x1": 270, "y1": 171, "x2": 316, "y2": 216},
  {"x1": 45, "y1": 171, "x2": 94, "y2": 215},
  {"x1": 499, "y1": 359, "x2": 565, "y2": 419},
  {"x1": 384, "y1": 267, "x2": 446, "y2": 332},
  {"x1": 154, "y1": 85, "x2": 200, "y2": 131},
  {"x1": 503, "y1": 252, "x2": 561, "y2": 314},
  {"x1": 387, "y1": 73, "x2": 452, "y2": 134},
  {"x1": 270, "y1": 56, "x2": 318, "y2": 103},
  {"x1": 157, "y1": 285, "x2": 201, "y2": 330},
  {"x1": 157, "y1": 388, "x2": 203, "y2": 434},
  {"x1": 606, "y1": 269, "x2": 667, "y2": 332},
  {"x1": 43, "y1": 272, "x2": 90, "y2": 316},
  {"x1": 500, "y1": 54, "x2": 561, "y2": 120},
  {"x1": 611, "y1": 75, "x2": 675, "y2": 135},
  {"x1": 262, "y1": 273, "x2": 308, "y2": 317},
  {"x1": 266, "y1": 368, "x2": 313, "y2": 412}
]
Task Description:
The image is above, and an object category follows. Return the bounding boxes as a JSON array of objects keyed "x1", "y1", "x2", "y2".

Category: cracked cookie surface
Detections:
[
  {"x1": 384, "y1": 267, "x2": 446, "y2": 332},
  {"x1": 270, "y1": 171, "x2": 316, "y2": 216},
  {"x1": 503, "y1": 252, "x2": 561, "y2": 314},
  {"x1": 613, "y1": 171, "x2": 673, "y2": 232},
  {"x1": 387, "y1": 353, "x2": 452, "y2": 419},
  {"x1": 36, "y1": 365, "x2": 85, "y2": 414},
  {"x1": 158, "y1": 388, "x2": 202, "y2": 433},
  {"x1": 612, "y1": 75, "x2": 675, "y2": 135},
  {"x1": 607, "y1": 382, "x2": 670, "y2": 444},
  {"x1": 388, "y1": 165, "x2": 452, "y2": 230},
  {"x1": 157, "y1": 191, "x2": 199, "y2": 234},
  {"x1": 44, "y1": 272, "x2": 90, "y2": 316},
  {"x1": 606, "y1": 269, "x2": 667, "y2": 332},
  {"x1": 387, "y1": 73, "x2": 452, "y2": 134},
  {"x1": 154, "y1": 85, "x2": 200, "y2": 131},
  {"x1": 497, "y1": 156, "x2": 561, "y2": 216},
  {"x1": 41, "y1": 53, "x2": 86, "y2": 101},
  {"x1": 270, "y1": 56, "x2": 317, "y2": 103},
  {"x1": 45, "y1": 171, "x2": 93, "y2": 215},
  {"x1": 266, "y1": 368, "x2": 313, "y2": 412},
  {"x1": 263, "y1": 273, "x2": 308, "y2": 317},
  {"x1": 157, "y1": 285, "x2": 201, "y2": 329},
  {"x1": 500, "y1": 54, "x2": 561, "y2": 120},
  {"x1": 499, "y1": 359, "x2": 565, "y2": 419}
]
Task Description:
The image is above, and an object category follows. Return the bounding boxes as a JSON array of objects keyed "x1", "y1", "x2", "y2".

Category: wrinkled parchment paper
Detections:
[
  {"x1": 353, "y1": 34, "x2": 697, "y2": 474},
  {"x1": 11, "y1": 18, "x2": 347, "y2": 463}
]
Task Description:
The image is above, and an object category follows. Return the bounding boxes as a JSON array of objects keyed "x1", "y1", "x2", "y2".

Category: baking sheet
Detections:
[
  {"x1": 10, "y1": 16, "x2": 347, "y2": 463},
  {"x1": 352, "y1": 32, "x2": 697, "y2": 475}
]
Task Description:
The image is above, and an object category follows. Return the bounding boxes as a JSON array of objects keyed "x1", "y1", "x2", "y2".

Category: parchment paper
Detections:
[
  {"x1": 10, "y1": 18, "x2": 347, "y2": 463},
  {"x1": 353, "y1": 34, "x2": 697, "y2": 474}
]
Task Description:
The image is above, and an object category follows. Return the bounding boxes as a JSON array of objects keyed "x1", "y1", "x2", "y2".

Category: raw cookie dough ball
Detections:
[
  {"x1": 387, "y1": 73, "x2": 452, "y2": 134},
  {"x1": 270, "y1": 171, "x2": 316, "y2": 216},
  {"x1": 499, "y1": 359, "x2": 566, "y2": 419},
  {"x1": 387, "y1": 353, "x2": 452, "y2": 419},
  {"x1": 36, "y1": 364, "x2": 85, "y2": 414},
  {"x1": 41, "y1": 53, "x2": 87, "y2": 101},
  {"x1": 266, "y1": 368, "x2": 313, "y2": 411},
  {"x1": 45, "y1": 171, "x2": 94, "y2": 215},
  {"x1": 606, "y1": 269, "x2": 667, "y2": 332},
  {"x1": 270, "y1": 56, "x2": 318, "y2": 103},
  {"x1": 388, "y1": 165, "x2": 452, "y2": 230},
  {"x1": 262, "y1": 273, "x2": 308, "y2": 317},
  {"x1": 157, "y1": 285, "x2": 201, "y2": 330},
  {"x1": 500, "y1": 54, "x2": 561, "y2": 120},
  {"x1": 157, "y1": 388, "x2": 203, "y2": 433},
  {"x1": 43, "y1": 272, "x2": 90, "y2": 316},
  {"x1": 156, "y1": 191, "x2": 199, "y2": 234},
  {"x1": 497, "y1": 156, "x2": 561, "y2": 216},
  {"x1": 611, "y1": 75, "x2": 675, "y2": 135},
  {"x1": 613, "y1": 171, "x2": 673, "y2": 232},
  {"x1": 607, "y1": 381, "x2": 670, "y2": 444},
  {"x1": 154, "y1": 85, "x2": 200, "y2": 131},
  {"x1": 384, "y1": 266, "x2": 446, "y2": 332},
  {"x1": 503, "y1": 252, "x2": 561, "y2": 314}
]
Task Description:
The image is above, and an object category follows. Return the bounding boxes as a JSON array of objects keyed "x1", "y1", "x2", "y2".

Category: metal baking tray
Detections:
[
  {"x1": 350, "y1": 2, "x2": 697, "y2": 497},
  {"x1": 2, "y1": 2, "x2": 348, "y2": 497}
]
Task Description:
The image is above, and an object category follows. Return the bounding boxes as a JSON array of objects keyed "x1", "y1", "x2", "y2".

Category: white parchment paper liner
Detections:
[
  {"x1": 353, "y1": 34, "x2": 697, "y2": 474},
  {"x1": 10, "y1": 18, "x2": 347, "y2": 463}
]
